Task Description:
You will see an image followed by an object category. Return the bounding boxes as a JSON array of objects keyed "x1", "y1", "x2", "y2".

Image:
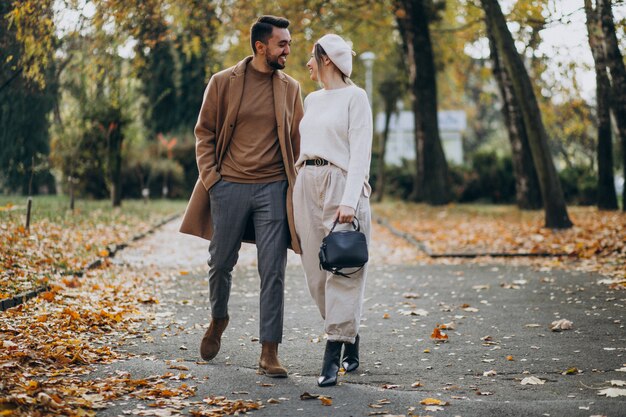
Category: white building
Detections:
[{"x1": 375, "y1": 109, "x2": 467, "y2": 166}]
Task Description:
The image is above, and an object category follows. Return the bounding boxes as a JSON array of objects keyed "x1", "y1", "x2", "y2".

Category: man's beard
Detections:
[{"x1": 267, "y1": 53, "x2": 285, "y2": 70}]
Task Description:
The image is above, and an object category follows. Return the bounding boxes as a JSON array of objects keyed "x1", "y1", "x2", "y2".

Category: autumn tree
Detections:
[
  {"x1": 598, "y1": 0, "x2": 626, "y2": 210},
  {"x1": 373, "y1": 60, "x2": 407, "y2": 202},
  {"x1": 486, "y1": 23, "x2": 541, "y2": 209},
  {"x1": 394, "y1": 0, "x2": 451, "y2": 204},
  {"x1": 481, "y1": 0, "x2": 571, "y2": 228},
  {"x1": 0, "y1": 0, "x2": 57, "y2": 194},
  {"x1": 173, "y1": 0, "x2": 220, "y2": 131},
  {"x1": 584, "y1": 0, "x2": 618, "y2": 210}
]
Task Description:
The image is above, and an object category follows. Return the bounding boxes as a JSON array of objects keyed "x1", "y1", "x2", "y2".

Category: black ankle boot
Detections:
[
  {"x1": 342, "y1": 334, "x2": 360, "y2": 372},
  {"x1": 318, "y1": 340, "x2": 342, "y2": 387}
]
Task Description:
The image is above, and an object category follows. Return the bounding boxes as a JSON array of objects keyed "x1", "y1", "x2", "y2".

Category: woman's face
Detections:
[{"x1": 306, "y1": 46, "x2": 319, "y2": 82}]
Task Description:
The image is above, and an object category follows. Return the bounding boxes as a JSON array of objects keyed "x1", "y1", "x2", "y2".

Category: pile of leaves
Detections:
[
  {"x1": 0, "y1": 198, "x2": 185, "y2": 300},
  {"x1": 0, "y1": 262, "x2": 267, "y2": 416},
  {"x1": 373, "y1": 202, "x2": 626, "y2": 282}
]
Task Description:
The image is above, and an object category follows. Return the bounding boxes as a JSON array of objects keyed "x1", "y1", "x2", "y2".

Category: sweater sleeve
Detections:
[{"x1": 340, "y1": 89, "x2": 373, "y2": 209}]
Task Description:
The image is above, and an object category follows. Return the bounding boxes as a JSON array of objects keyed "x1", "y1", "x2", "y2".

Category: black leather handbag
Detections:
[{"x1": 319, "y1": 217, "x2": 369, "y2": 277}]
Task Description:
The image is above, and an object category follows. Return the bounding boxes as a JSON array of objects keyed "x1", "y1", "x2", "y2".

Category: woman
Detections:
[{"x1": 293, "y1": 34, "x2": 373, "y2": 387}]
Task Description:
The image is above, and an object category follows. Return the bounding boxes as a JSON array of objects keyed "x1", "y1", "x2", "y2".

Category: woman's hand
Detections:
[{"x1": 334, "y1": 205, "x2": 356, "y2": 224}]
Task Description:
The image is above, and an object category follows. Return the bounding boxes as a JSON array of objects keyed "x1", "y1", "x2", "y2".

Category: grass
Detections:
[
  {"x1": 0, "y1": 195, "x2": 186, "y2": 226},
  {"x1": 0, "y1": 196, "x2": 187, "y2": 301}
]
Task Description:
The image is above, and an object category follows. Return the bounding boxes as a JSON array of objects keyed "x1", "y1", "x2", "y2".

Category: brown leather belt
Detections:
[{"x1": 304, "y1": 158, "x2": 329, "y2": 166}]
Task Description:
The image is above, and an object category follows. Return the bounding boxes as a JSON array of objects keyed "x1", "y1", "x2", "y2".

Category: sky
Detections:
[{"x1": 537, "y1": 1, "x2": 625, "y2": 102}]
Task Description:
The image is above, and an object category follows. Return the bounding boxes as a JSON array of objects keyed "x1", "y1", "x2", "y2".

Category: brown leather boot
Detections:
[
  {"x1": 200, "y1": 316, "x2": 229, "y2": 361},
  {"x1": 258, "y1": 342, "x2": 288, "y2": 378}
]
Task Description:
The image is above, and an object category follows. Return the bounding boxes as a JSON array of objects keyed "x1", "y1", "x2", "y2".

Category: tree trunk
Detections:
[
  {"x1": 481, "y1": 0, "x2": 572, "y2": 228},
  {"x1": 585, "y1": 0, "x2": 618, "y2": 210},
  {"x1": 486, "y1": 24, "x2": 542, "y2": 210},
  {"x1": 373, "y1": 109, "x2": 392, "y2": 202},
  {"x1": 373, "y1": 77, "x2": 403, "y2": 202},
  {"x1": 395, "y1": 0, "x2": 450, "y2": 205},
  {"x1": 598, "y1": 0, "x2": 626, "y2": 210},
  {"x1": 107, "y1": 121, "x2": 123, "y2": 207}
]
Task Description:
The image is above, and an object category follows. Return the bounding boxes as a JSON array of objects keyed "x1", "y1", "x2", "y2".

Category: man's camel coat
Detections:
[{"x1": 179, "y1": 57, "x2": 303, "y2": 254}]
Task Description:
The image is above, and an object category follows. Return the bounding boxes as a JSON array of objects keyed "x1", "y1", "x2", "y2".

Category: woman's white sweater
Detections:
[{"x1": 296, "y1": 85, "x2": 373, "y2": 209}]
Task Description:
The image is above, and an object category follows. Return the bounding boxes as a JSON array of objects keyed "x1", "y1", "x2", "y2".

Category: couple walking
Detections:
[{"x1": 180, "y1": 15, "x2": 372, "y2": 387}]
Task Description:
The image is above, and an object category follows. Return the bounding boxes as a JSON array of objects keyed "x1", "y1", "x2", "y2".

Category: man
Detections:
[{"x1": 179, "y1": 15, "x2": 303, "y2": 378}]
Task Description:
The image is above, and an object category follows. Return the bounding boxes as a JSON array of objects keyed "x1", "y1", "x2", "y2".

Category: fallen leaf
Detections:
[
  {"x1": 420, "y1": 398, "x2": 448, "y2": 406},
  {"x1": 319, "y1": 396, "x2": 333, "y2": 406},
  {"x1": 383, "y1": 313, "x2": 390, "y2": 319},
  {"x1": 610, "y1": 380, "x2": 626, "y2": 386},
  {"x1": 399, "y1": 308, "x2": 429, "y2": 316},
  {"x1": 598, "y1": 388, "x2": 626, "y2": 397},
  {"x1": 562, "y1": 367, "x2": 579, "y2": 375},
  {"x1": 551, "y1": 319, "x2": 573, "y2": 331},
  {"x1": 472, "y1": 285, "x2": 490, "y2": 290},
  {"x1": 440, "y1": 322, "x2": 456, "y2": 330},
  {"x1": 402, "y1": 292, "x2": 420, "y2": 299},
  {"x1": 300, "y1": 392, "x2": 319, "y2": 400},
  {"x1": 430, "y1": 326, "x2": 448, "y2": 341},
  {"x1": 411, "y1": 381, "x2": 422, "y2": 388},
  {"x1": 41, "y1": 291, "x2": 55, "y2": 302},
  {"x1": 424, "y1": 405, "x2": 445, "y2": 411},
  {"x1": 506, "y1": 355, "x2": 514, "y2": 361},
  {"x1": 483, "y1": 370, "x2": 497, "y2": 377},
  {"x1": 521, "y1": 376, "x2": 545, "y2": 385},
  {"x1": 382, "y1": 384, "x2": 400, "y2": 389}
]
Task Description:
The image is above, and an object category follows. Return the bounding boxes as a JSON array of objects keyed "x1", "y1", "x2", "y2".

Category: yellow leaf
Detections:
[
  {"x1": 420, "y1": 398, "x2": 448, "y2": 406},
  {"x1": 99, "y1": 249, "x2": 109, "y2": 257},
  {"x1": 320, "y1": 396, "x2": 332, "y2": 406}
]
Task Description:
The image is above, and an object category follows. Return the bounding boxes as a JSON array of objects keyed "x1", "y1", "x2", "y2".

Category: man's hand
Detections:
[{"x1": 334, "y1": 205, "x2": 355, "y2": 224}]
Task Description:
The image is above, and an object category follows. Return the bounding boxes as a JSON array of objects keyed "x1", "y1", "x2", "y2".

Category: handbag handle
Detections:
[{"x1": 329, "y1": 216, "x2": 360, "y2": 233}]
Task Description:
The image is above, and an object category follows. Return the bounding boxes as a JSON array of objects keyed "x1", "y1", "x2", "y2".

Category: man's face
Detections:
[{"x1": 264, "y1": 27, "x2": 291, "y2": 70}]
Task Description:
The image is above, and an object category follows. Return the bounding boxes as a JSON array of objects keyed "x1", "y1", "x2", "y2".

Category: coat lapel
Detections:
[{"x1": 219, "y1": 57, "x2": 249, "y2": 162}]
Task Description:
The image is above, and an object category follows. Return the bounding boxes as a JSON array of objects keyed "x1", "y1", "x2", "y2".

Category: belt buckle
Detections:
[{"x1": 314, "y1": 158, "x2": 324, "y2": 166}]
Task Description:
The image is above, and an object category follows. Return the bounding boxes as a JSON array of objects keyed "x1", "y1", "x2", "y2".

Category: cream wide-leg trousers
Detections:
[{"x1": 293, "y1": 163, "x2": 371, "y2": 343}]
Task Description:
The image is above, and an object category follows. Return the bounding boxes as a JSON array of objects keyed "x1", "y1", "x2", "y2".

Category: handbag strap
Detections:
[
  {"x1": 330, "y1": 265, "x2": 364, "y2": 277},
  {"x1": 329, "y1": 216, "x2": 360, "y2": 233}
]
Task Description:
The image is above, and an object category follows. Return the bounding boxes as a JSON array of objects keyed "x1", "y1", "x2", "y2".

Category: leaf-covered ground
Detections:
[
  {"x1": 373, "y1": 202, "x2": 626, "y2": 285},
  {"x1": 1, "y1": 200, "x2": 624, "y2": 416},
  {"x1": 0, "y1": 197, "x2": 186, "y2": 300}
]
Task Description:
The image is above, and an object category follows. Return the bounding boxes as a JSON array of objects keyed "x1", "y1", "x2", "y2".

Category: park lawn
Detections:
[
  {"x1": 0, "y1": 196, "x2": 187, "y2": 301},
  {"x1": 372, "y1": 201, "x2": 626, "y2": 282}
]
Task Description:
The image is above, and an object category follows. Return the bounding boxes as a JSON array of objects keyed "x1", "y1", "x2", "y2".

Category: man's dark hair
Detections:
[{"x1": 250, "y1": 15, "x2": 290, "y2": 54}]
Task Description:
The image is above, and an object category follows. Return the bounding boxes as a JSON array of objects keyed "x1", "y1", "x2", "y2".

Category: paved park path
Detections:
[{"x1": 94, "y1": 218, "x2": 625, "y2": 417}]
